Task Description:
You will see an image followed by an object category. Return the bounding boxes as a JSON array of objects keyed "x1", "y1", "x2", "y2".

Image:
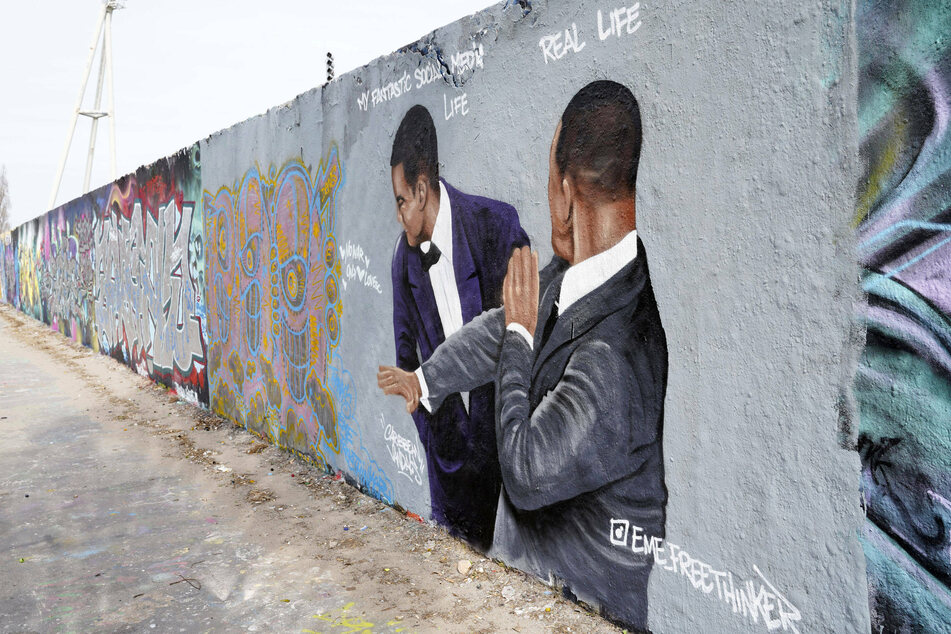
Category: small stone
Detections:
[{"x1": 457, "y1": 559, "x2": 472, "y2": 575}]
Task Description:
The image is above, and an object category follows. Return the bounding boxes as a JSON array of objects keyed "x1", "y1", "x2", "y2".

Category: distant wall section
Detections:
[{"x1": 0, "y1": 147, "x2": 206, "y2": 402}]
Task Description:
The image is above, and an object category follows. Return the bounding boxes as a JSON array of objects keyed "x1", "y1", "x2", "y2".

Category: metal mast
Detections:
[{"x1": 49, "y1": 1, "x2": 123, "y2": 209}]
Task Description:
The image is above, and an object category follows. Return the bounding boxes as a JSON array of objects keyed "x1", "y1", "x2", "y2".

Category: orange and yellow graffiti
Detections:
[{"x1": 203, "y1": 147, "x2": 344, "y2": 462}]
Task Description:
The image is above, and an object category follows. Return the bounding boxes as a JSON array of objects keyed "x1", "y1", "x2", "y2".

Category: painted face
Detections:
[
  {"x1": 391, "y1": 163, "x2": 427, "y2": 247},
  {"x1": 548, "y1": 121, "x2": 573, "y2": 261}
]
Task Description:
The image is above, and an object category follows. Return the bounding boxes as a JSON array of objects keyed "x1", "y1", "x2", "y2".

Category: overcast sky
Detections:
[{"x1": 0, "y1": 0, "x2": 495, "y2": 227}]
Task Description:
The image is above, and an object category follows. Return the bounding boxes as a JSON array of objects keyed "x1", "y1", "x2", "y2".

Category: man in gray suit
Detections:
[{"x1": 378, "y1": 81, "x2": 668, "y2": 631}]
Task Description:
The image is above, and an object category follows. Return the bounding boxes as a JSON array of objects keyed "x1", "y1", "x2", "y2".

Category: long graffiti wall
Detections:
[
  {"x1": 855, "y1": 0, "x2": 951, "y2": 628},
  {"x1": 7, "y1": 0, "x2": 932, "y2": 631},
  {"x1": 1, "y1": 148, "x2": 206, "y2": 402}
]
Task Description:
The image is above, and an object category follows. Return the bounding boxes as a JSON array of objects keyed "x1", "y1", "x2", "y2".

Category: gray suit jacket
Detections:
[{"x1": 421, "y1": 240, "x2": 668, "y2": 630}]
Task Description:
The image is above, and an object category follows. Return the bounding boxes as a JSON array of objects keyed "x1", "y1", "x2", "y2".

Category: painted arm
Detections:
[
  {"x1": 418, "y1": 306, "x2": 506, "y2": 411},
  {"x1": 390, "y1": 253, "x2": 438, "y2": 436},
  {"x1": 495, "y1": 333, "x2": 655, "y2": 511},
  {"x1": 418, "y1": 255, "x2": 568, "y2": 411}
]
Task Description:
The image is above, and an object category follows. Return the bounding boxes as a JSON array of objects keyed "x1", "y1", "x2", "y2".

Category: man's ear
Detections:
[
  {"x1": 561, "y1": 176, "x2": 574, "y2": 227},
  {"x1": 415, "y1": 175, "x2": 429, "y2": 205}
]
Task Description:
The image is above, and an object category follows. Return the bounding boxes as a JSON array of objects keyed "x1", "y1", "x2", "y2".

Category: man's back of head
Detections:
[{"x1": 556, "y1": 80, "x2": 642, "y2": 204}]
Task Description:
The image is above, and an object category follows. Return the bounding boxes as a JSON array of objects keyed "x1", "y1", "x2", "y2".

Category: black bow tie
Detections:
[{"x1": 420, "y1": 243, "x2": 442, "y2": 272}]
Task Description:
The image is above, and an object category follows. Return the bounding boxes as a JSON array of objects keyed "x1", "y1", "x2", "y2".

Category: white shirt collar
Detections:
[
  {"x1": 558, "y1": 230, "x2": 638, "y2": 315},
  {"x1": 419, "y1": 181, "x2": 452, "y2": 259}
]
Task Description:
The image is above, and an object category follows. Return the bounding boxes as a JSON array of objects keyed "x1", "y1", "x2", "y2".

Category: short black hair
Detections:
[
  {"x1": 390, "y1": 105, "x2": 439, "y2": 190},
  {"x1": 555, "y1": 80, "x2": 642, "y2": 200}
]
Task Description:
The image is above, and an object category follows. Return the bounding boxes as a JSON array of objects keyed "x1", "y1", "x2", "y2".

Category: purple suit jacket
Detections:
[{"x1": 390, "y1": 179, "x2": 529, "y2": 549}]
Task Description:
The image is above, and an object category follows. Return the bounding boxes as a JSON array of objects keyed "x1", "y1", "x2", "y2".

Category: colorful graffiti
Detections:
[
  {"x1": 204, "y1": 149, "x2": 345, "y2": 461},
  {"x1": 38, "y1": 200, "x2": 97, "y2": 345},
  {"x1": 0, "y1": 148, "x2": 206, "y2": 400},
  {"x1": 16, "y1": 220, "x2": 41, "y2": 321},
  {"x1": 0, "y1": 231, "x2": 15, "y2": 306},
  {"x1": 855, "y1": 0, "x2": 951, "y2": 628},
  {"x1": 92, "y1": 148, "x2": 206, "y2": 402}
]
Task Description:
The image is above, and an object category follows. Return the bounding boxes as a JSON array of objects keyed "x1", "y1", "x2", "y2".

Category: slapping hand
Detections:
[{"x1": 377, "y1": 365, "x2": 421, "y2": 414}]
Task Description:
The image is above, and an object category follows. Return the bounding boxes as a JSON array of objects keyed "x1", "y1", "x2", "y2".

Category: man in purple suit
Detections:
[{"x1": 387, "y1": 105, "x2": 530, "y2": 549}]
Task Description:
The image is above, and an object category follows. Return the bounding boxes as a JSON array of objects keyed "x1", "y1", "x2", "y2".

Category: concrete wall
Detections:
[{"x1": 7, "y1": 0, "x2": 944, "y2": 630}]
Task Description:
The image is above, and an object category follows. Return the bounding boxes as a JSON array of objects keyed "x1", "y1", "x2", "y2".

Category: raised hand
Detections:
[{"x1": 503, "y1": 246, "x2": 539, "y2": 337}]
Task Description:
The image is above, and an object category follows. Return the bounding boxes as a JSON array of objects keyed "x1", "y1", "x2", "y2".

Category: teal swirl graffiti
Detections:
[{"x1": 856, "y1": 0, "x2": 951, "y2": 629}]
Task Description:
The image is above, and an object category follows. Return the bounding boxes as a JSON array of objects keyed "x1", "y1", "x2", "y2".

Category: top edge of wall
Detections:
[
  {"x1": 33, "y1": 144, "x2": 199, "y2": 223},
  {"x1": 198, "y1": 0, "x2": 536, "y2": 146}
]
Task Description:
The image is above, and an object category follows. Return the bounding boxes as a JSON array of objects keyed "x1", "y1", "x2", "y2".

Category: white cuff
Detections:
[
  {"x1": 506, "y1": 323, "x2": 534, "y2": 350},
  {"x1": 415, "y1": 367, "x2": 433, "y2": 413}
]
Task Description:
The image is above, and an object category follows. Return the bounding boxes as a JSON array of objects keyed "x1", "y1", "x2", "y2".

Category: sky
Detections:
[{"x1": 0, "y1": 0, "x2": 496, "y2": 228}]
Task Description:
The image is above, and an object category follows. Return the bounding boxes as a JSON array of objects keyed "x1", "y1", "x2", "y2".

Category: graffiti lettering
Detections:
[
  {"x1": 338, "y1": 240, "x2": 382, "y2": 294},
  {"x1": 94, "y1": 194, "x2": 206, "y2": 403},
  {"x1": 204, "y1": 152, "x2": 343, "y2": 456},
  {"x1": 357, "y1": 73, "x2": 414, "y2": 112},
  {"x1": 597, "y1": 3, "x2": 642, "y2": 41},
  {"x1": 35, "y1": 209, "x2": 96, "y2": 344},
  {"x1": 415, "y1": 63, "x2": 441, "y2": 89},
  {"x1": 0, "y1": 150, "x2": 204, "y2": 397},
  {"x1": 380, "y1": 414, "x2": 424, "y2": 485},
  {"x1": 539, "y1": 23, "x2": 586, "y2": 64},
  {"x1": 443, "y1": 92, "x2": 469, "y2": 120},
  {"x1": 610, "y1": 520, "x2": 802, "y2": 632},
  {"x1": 450, "y1": 44, "x2": 484, "y2": 75}
]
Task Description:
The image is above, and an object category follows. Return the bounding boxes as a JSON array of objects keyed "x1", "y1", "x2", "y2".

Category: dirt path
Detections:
[{"x1": 0, "y1": 304, "x2": 619, "y2": 634}]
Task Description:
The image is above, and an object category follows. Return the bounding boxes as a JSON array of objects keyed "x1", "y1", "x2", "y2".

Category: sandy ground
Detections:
[{"x1": 0, "y1": 303, "x2": 621, "y2": 634}]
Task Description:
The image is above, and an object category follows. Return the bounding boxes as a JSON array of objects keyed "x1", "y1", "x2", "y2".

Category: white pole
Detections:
[
  {"x1": 82, "y1": 46, "x2": 108, "y2": 192},
  {"x1": 105, "y1": 6, "x2": 117, "y2": 181},
  {"x1": 49, "y1": 4, "x2": 107, "y2": 209}
]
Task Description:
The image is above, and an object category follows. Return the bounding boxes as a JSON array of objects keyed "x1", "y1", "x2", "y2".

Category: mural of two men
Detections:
[{"x1": 379, "y1": 81, "x2": 668, "y2": 631}]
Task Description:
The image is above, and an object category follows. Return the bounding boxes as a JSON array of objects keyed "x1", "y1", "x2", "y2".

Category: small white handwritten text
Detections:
[
  {"x1": 338, "y1": 240, "x2": 382, "y2": 294},
  {"x1": 380, "y1": 414, "x2": 425, "y2": 485},
  {"x1": 610, "y1": 519, "x2": 802, "y2": 633}
]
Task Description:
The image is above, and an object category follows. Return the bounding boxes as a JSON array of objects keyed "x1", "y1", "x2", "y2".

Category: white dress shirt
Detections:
[
  {"x1": 419, "y1": 182, "x2": 464, "y2": 340},
  {"x1": 416, "y1": 182, "x2": 467, "y2": 413},
  {"x1": 507, "y1": 230, "x2": 638, "y2": 348}
]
